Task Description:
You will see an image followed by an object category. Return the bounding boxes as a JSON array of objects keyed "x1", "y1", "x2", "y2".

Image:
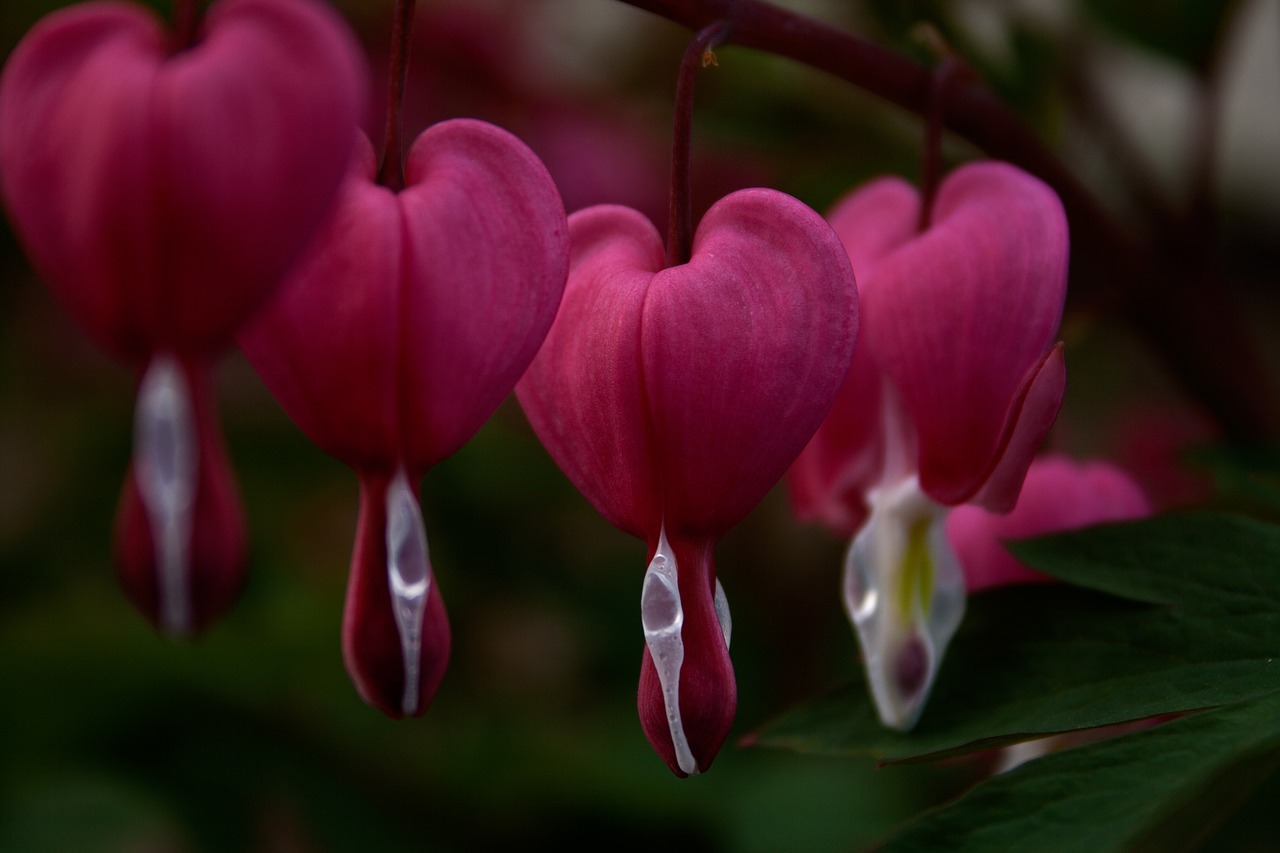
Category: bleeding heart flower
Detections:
[
  {"x1": 948, "y1": 453, "x2": 1153, "y2": 591},
  {"x1": 0, "y1": 0, "x2": 366, "y2": 635},
  {"x1": 789, "y1": 161, "x2": 1069, "y2": 730},
  {"x1": 517, "y1": 191, "x2": 859, "y2": 776},
  {"x1": 239, "y1": 121, "x2": 569, "y2": 718}
]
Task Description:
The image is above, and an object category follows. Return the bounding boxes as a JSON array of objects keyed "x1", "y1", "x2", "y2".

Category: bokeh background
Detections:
[{"x1": 2, "y1": 0, "x2": 1278, "y2": 849}]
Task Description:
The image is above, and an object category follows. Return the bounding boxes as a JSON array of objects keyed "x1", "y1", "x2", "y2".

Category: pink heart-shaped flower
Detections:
[
  {"x1": 0, "y1": 0, "x2": 365, "y2": 361},
  {"x1": 788, "y1": 162, "x2": 1070, "y2": 731},
  {"x1": 0, "y1": 0, "x2": 366, "y2": 636},
  {"x1": 517, "y1": 189, "x2": 858, "y2": 775},
  {"x1": 240, "y1": 120, "x2": 569, "y2": 717},
  {"x1": 825, "y1": 162, "x2": 1069, "y2": 511}
]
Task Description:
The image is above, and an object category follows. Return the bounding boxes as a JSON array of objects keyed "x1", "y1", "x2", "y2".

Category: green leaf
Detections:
[
  {"x1": 752, "y1": 514, "x2": 1280, "y2": 763},
  {"x1": 877, "y1": 692, "x2": 1280, "y2": 853},
  {"x1": 1186, "y1": 444, "x2": 1280, "y2": 515}
]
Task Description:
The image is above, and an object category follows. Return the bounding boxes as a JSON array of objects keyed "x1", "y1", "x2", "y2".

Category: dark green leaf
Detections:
[
  {"x1": 878, "y1": 692, "x2": 1280, "y2": 853},
  {"x1": 753, "y1": 514, "x2": 1280, "y2": 763}
]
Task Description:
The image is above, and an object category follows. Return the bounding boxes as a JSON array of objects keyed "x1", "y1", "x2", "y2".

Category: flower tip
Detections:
[
  {"x1": 343, "y1": 472, "x2": 452, "y2": 719},
  {"x1": 636, "y1": 638, "x2": 736, "y2": 778},
  {"x1": 346, "y1": 580, "x2": 452, "y2": 719},
  {"x1": 112, "y1": 458, "x2": 248, "y2": 638}
]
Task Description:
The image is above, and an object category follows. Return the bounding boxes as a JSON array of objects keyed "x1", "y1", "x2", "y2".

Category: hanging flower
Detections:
[
  {"x1": 0, "y1": 0, "x2": 366, "y2": 634},
  {"x1": 789, "y1": 161, "x2": 1069, "y2": 730},
  {"x1": 239, "y1": 123, "x2": 569, "y2": 718},
  {"x1": 517, "y1": 190, "x2": 859, "y2": 776}
]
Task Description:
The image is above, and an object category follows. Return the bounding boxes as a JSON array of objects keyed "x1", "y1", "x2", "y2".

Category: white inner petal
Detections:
[
  {"x1": 713, "y1": 578, "x2": 732, "y2": 650},
  {"x1": 385, "y1": 468, "x2": 432, "y2": 716},
  {"x1": 843, "y1": 475, "x2": 966, "y2": 731},
  {"x1": 134, "y1": 354, "x2": 198, "y2": 638},
  {"x1": 641, "y1": 526, "x2": 699, "y2": 776}
]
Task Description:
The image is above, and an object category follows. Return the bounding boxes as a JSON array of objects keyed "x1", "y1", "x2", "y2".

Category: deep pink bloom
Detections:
[
  {"x1": 517, "y1": 192, "x2": 858, "y2": 776},
  {"x1": 789, "y1": 161, "x2": 1069, "y2": 730},
  {"x1": 0, "y1": 0, "x2": 365, "y2": 635},
  {"x1": 947, "y1": 454, "x2": 1153, "y2": 591},
  {"x1": 240, "y1": 123, "x2": 569, "y2": 718}
]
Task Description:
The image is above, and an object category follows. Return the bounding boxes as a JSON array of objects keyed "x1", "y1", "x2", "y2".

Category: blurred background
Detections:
[{"x1": 1, "y1": 0, "x2": 1278, "y2": 849}]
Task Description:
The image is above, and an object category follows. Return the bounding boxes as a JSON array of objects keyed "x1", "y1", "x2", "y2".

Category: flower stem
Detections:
[
  {"x1": 667, "y1": 22, "x2": 731, "y2": 268},
  {"x1": 171, "y1": 0, "x2": 201, "y2": 52},
  {"x1": 918, "y1": 58, "x2": 971, "y2": 232},
  {"x1": 377, "y1": 0, "x2": 418, "y2": 191}
]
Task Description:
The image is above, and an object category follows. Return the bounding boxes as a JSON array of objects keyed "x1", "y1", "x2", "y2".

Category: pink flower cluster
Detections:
[{"x1": 0, "y1": 0, "x2": 1150, "y2": 776}]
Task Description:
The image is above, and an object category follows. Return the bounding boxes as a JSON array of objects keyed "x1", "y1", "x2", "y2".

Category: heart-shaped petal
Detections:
[
  {"x1": 643, "y1": 189, "x2": 861, "y2": 539},
  {"x1": 827, "y1": 162, "x2": 1068, "y2": 508},
  {"x1": 0, "y1": 0, "x2": 365, "y2": 361},
  {"x1": 518, "y1": 189, "x2": 859, "y2": 540},
  {"x1": 947, "y1": 454, "x2": 1153, "y2": 591},
  {"x1": 241, "y1": 120, "x2": 569, "y2": 474},
  {"x1": 514, "y1": 205, "x2": 662, "y2": 538}
]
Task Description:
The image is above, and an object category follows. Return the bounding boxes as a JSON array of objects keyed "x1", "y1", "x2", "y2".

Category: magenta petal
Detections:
[
  {"x1": 636, "y1": 535, "x2": 735, "y2": 777},
  {"x1": 397, "y1": 119, "x2": 570, "y2": 468},
  {"x1": 516, "y1": 205, "x2": 667, "y2": 538},
  {"x1": 343, "y1": 471, "x2": 451, "y2": 718},
  {"x1": 787, "y1": 335, "x2": 885, "y2": 538},
  {"x1": 113, "y1": 357, "x2": 246, "y2": 635},
  {"x1": 643, "y1": 189, "x2": 859, "y2": 538},
  {"x1": 831, "y1": 162, "x2": 1068, "y2": 506},
  {"x1": 970, "y1": 342, "x2": 1067, "y2": 512},
  {"x1": 0, "y1": 0, "x2": 365, "y2": 360},
  {"x1": 826, "y1": 175, "x2": 921, "y2": 271},
  {"x1": 239, "y1": 137, "x2": 403, "y2": 469},
  {"x1": 947, "y1": 454, "x2": 1152, "y2": 591},
  {"x1": 787, "y1": 178, "x2": 920, "y2": 536},
  {"x1": 243, "y1": 121, "x2": 569, "y2": 473},
  {"x1": 519, "y1": 190, "x2": 858, "y2": 540}
]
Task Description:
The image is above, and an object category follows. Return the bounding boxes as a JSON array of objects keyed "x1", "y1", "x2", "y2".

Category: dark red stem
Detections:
[
  {"x1": 171, "y1": 0, "x2": 201, "y2": 52},
  {"x1": 377, "y1": 0, "x2": 418, "y2": 191},
  {"x1": 918, "y1": 58, "x2": 971, "y2": 233},
  {"x1": 667, "y1": 22, "x2": 731, "y2": 267}
]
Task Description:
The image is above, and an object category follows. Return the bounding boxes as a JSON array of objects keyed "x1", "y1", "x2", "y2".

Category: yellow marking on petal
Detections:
[{"x1": 897, "y1": 517, "x2": 935, "y2": 621}]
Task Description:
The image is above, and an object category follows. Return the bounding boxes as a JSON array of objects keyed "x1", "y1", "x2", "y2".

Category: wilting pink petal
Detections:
[
  {"x1": 827, "y1": 162, "x2": 1069, "y2": 509},
  {"x1": 518, "y1": 189, "x2": 858, "y2": 775},
  {"x1": 948, "y1": 454, "x2": 1153, "y2": 591},
  {"x1": 0, "y1": 0, "x2": 365, "y2": 362},
  {"x1": 241, "y1": 119, "x2": 569, "y2": 716}
]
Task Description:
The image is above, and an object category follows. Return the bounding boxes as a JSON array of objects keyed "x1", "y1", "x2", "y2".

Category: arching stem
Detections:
[
  {"x1": 377, "y1": 0, "x2": 418, "y2": 191},
  {"x1": 666, "y1": 21, "x2": 731, "y2": 267}
]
